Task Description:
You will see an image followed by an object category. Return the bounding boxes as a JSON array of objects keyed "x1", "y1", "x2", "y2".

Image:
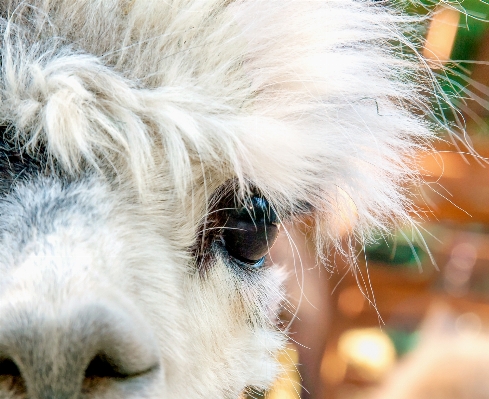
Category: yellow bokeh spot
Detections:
[
  {"x1": 266, "y1": 345, "x2": 301, "y2": 399},
  {"x1": 338, "y1": 328, "x2": 396, "y2": 381}
]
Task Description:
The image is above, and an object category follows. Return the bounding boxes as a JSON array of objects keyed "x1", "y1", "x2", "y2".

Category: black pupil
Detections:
[{"x1": 221, "y1": 196, "x2": 280, "y2": 264}]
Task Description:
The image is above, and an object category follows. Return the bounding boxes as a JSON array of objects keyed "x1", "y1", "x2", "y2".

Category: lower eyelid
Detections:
[
  {"x1": 233, "y1": 256, "x2": 265, "y2": 270},
  {"x1": 213, "y1": 241, "x2": 267, "y2": 271}
]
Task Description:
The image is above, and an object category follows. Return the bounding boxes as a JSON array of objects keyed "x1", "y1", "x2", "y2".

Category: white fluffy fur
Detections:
[
  {"x1": 0, "y1": 1, "x2": 435, "y2": 398},
  {"x1": 0, "y1": 0, "x2": 433, "y2": 244}
]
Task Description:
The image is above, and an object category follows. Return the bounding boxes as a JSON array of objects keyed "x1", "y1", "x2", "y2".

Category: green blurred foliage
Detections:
[
  {"x1": 387, "y1": 329, "x2": 420, "y2": 356},
  {"x1": 365, "y1": 232, "x2": 425, "y2": 268},
  {"x1": 399, "y1": 1, "x2": 489, "y2": 126}
]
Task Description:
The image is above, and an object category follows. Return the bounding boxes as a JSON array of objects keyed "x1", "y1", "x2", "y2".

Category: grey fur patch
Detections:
[{"x1": 0, "y1": 304, "x2": 159, "y2": 399}]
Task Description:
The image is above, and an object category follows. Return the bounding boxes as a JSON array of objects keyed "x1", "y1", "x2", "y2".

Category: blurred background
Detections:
[{"x1": 249, "y1": 2, "x2": 489, "y2": 399}]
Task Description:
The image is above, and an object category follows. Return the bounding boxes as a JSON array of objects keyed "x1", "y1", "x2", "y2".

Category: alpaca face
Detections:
[
  {"x1": 0, "y1": 0, "x2": 433, "y2": 398},
  {"x1": 0, "y1": 147, "x2": 287, "y2": 399}
]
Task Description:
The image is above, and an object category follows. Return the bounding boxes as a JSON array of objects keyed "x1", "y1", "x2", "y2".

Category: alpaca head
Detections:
[{"x1": 0, "y1": 1, "x2": 433, "y2": 398}]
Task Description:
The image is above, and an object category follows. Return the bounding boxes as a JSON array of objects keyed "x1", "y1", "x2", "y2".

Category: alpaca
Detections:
[{"x1": 0, "y1": 1, "x2": 434, "y2": 398}]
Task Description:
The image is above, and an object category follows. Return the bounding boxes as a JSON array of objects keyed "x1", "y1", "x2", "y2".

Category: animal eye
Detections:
[{"x1": 221, "y1": 196, "x2": 280, "y2": 268}]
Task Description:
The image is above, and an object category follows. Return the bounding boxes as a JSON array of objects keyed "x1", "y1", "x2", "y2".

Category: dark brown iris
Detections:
[
  {"x1": 193, "y1": 184, "x2": 280, "y2": 271},
  {"x1": 221, "y1": 196, "x2": 280, "y2": 264}
]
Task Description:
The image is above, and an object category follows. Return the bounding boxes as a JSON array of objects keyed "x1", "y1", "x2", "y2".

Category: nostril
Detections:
[
  {"x1": 0, "y1": 303, "x2": 160, "y2": 397},
  {"x1": 82, "y1": 353, "x2": 158, "y2": 396},
  {"x1": 85, "y1": 354, "x2": 129, "y2": 379},
  {"x1": 0, "y1": 358, "x2": 26, "y2": 396},
  {"x1": 0, "y1": 358, "x2": 20, "y2": 377},
  {"x1": 84, "y1": 354, "x2": 157, "y2": 380}
]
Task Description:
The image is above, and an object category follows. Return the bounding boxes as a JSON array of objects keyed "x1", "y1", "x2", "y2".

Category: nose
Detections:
[{"x1": 0, "y1": 303, "x2": 160, "y2": 399}]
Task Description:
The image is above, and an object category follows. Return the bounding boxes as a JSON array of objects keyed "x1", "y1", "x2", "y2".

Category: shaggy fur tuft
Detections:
[
  {"x1": 0, "y1": 0, "x2": 433, "y2": 243},
  {"x1": 0, "y1": 1, "x2": 436, "y2": 398}
]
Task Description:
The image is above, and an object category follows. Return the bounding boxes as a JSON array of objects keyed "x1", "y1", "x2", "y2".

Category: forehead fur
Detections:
[{"x1": 0, "y1": 0, "x2": 433, "y2": 247}]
